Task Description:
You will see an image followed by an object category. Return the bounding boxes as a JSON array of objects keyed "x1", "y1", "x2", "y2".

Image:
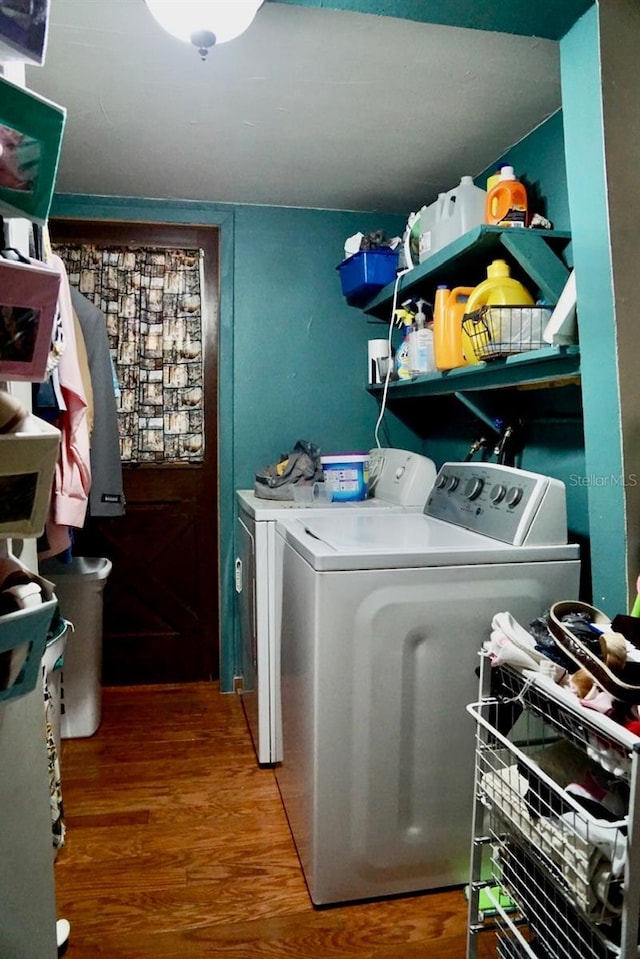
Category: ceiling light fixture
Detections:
[{"x1": 144, "y1": 0, "x2": 264, "y2": 60}]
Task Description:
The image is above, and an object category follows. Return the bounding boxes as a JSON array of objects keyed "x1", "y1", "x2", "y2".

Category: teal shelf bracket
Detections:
[
  {"x1": 453, "y1": 392, "x2": 502, "y2": 433},
  {"x1": 499, "y1": 230, "x2": 570, "y2": 303}
]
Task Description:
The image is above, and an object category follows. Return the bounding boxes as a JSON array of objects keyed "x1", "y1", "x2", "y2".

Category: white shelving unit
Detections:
[
  {"x1": 0, "y1": 71, "x2": 59, "y2": 953},
  {"x1": 466, "y1": 656, "x2": 640, "y2": 959}
]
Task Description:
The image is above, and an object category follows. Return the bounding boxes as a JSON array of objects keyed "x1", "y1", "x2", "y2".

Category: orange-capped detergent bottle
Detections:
[
  {"x1": 433, "y1": 285, "x2": 474, "y2": 370},
  {"x1": 461, "y1": 259, "x2": 534, "y2": 364},
  {"x1": 485, "y1": 165, "x2": 528, "y2": 228},
  {"x1": 486, "y1": 163, "x2": 509, "y2": 193}
]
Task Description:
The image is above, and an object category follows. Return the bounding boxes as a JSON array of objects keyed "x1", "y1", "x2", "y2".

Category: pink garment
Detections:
[
  {"x1": 47, "y1": 254, "x2": 91, "y2": 529},
  {"x1": 38, "y1": 521, "x2": 72, "y2": 563},
  {"x1": 579, "y1": 684, "x2": 615, "y2": 715}
]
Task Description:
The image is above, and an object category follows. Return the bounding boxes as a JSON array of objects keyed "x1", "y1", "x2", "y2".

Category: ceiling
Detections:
[{"x1": 22, "y1": 0, "x2": 588, "y2": 215}]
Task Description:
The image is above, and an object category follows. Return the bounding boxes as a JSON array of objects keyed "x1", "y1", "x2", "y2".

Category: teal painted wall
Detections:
[
  {"x1": 477, "y1": 110, "x2": 571, "y2": 233},
  {"x1": 274, "y1": 0, "x2": 593, "y2": 41},
  {"x1": 231, "y1": 204, "x2": 414, "y2": 488},
  {"x1": 412, "y1": 111, "x2": 589, "y2": 558},
  {"x1": 476, "y1": 110, "x2": 587, "y2": 555},
  {"x1": 49, "y1": 193, "x2": 413, "y2": 689},
  {"x1": 561, "y1": 7, "x2": 626, "y2": 612}
]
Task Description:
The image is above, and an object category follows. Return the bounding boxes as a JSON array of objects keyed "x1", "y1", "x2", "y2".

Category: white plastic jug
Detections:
[
  {"x1": 437, "y1": 176, "x2": 487, "y2": 252},
  {"x1": 418, "y1": 193, "x2": 447, "y2": 263},
  {"x1": 402, "y1": 206, "x2": 428, "y2": 270}
]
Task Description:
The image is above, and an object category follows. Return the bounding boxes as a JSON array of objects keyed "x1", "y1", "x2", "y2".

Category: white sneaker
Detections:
[{"x1": 56, "y1": 918, "x2": 70, "y2": 956}]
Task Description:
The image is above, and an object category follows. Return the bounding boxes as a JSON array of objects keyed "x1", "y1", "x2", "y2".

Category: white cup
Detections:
[
  {"x1": 368, "y1": 339, "x2": 390, "y2": 384},
  {"x1": 292, "y1": 482, "x2": 333, "y2": 504}
]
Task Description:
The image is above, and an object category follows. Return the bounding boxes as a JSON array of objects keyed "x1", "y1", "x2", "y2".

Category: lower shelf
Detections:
[
  {"x1": 496, "y1": 833, "x2": 616, "y2": 959},
  {"x1": 367, "y1": 346, "x2": 580, "y2": 398}
]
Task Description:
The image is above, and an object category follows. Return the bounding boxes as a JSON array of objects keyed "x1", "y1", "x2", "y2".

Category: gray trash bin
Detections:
[{"x1": 40, "y1": 557, "x2": 112, "y2": 738}]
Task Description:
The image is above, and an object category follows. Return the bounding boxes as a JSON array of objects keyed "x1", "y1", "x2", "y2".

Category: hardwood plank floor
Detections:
[{"x1": 55, "y1": 683, "x2": 475, "y2": 958}]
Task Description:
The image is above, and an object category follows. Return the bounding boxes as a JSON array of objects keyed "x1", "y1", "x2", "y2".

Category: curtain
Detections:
[{"x1": 54, "y1": 244, "x2": 205, "y2": 464}]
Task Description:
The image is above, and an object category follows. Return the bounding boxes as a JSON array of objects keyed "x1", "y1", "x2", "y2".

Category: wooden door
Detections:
[{"x1": 49, "y1": 221, "x2": 220, "y2": 683}]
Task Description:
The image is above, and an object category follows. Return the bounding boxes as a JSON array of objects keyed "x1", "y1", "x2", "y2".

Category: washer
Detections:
[
  {"x1": 235, "y1": 448, "x2": 437, "y2": 764},
  {"x1": 274, "y1": 462, "x2": 581, "y2": 906}
]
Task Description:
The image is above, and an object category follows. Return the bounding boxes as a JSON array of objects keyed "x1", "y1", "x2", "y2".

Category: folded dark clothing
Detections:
[
  {"x1": 565, "y1": 784, "x2": 625, "y2": 823},
  {"x1": 528, "y1": 613, "x2": 582, "y2": 673}
]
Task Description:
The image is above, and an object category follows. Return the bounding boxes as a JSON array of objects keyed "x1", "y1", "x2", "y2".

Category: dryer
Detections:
[
  {"x1": 275, "y1": 462, "x2": 581, "y2": 905},
  {"x1": 235, "y1": 448, "x2": 437, "y2": 764}
]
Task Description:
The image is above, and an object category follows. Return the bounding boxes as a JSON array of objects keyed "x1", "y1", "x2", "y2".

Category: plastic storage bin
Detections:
[
  {"x1": 0, "y1": 415, "x2": 61, "y2": 538},
  {"x1": 337, "y1": 248, "x2": 399, "y2": 306},
  {"x1": 40, "y1": 557, "x2": 112, "y2": 738},
  {"x1": 0, "y1": 595, "x2": 57, "y2": 704}
]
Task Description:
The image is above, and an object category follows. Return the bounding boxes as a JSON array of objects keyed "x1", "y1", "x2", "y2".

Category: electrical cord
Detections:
[{"x1": 373, "y1": 266, "x2": 412, "y2": 449}]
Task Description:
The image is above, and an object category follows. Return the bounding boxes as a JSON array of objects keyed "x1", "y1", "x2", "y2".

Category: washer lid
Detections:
[
  {"x1": 236, "y1": 489, "x2": 410, "y2": 521},
  {"x1": 277, "y1": 512, "x2": 579, "y2": 571}
]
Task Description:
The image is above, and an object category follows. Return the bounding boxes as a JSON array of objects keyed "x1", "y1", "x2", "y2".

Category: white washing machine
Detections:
[
  {"x1": 235, "y1": 448, "x2": 437, "y2": 764},
  {"x1": 274, "y1": 462, "x2": 581, "y2": 906}
]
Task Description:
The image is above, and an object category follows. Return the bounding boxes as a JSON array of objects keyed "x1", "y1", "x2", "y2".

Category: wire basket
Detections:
[{"x1": 462, "y1": 305, "x2": 552, "y2": 360}]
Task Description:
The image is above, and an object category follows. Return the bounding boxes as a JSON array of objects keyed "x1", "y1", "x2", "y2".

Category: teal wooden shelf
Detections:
[
  {"x1": 364, "y1": 225, "x2": 572, "y2": 320},
  {"x1": 366, "y1": 346, "x2": 580, "y2": 399}
]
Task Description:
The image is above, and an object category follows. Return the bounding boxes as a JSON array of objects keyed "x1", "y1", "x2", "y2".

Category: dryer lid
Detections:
[{"x1": 277, "y1": 512, "x2": 579, "y2": 572}]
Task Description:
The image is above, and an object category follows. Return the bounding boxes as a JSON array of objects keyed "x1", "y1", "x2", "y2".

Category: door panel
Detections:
[
  {"x1": 74, "y1": 466, "x2": 217, "y2": 683},
  {"x1": 49, "y1": 221, "x2": 219, "y2": 683}
]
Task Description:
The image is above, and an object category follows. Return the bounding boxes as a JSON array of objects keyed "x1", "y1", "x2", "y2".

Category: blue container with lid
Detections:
[
  {"x1": 337, "y1": 249, "x2": 399, "y2": 307},
  {"x1": 321, "y1": 453, "x2": 369, "y2": 502}
]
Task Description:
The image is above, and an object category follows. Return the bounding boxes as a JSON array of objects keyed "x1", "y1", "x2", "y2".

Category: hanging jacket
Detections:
[
  {"x1": 69, "y1": 286, "x2": 125, "y2": 517},
  {"x1": 47, "y1": 254, "x2": 91, "y2": 528}
]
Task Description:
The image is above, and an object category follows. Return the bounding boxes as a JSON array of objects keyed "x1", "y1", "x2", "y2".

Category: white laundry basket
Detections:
[{"x1": 40, "y1": 557, "x2": 112, "y2": 738}]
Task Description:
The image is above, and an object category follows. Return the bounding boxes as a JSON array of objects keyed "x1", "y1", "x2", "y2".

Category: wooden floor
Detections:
[{"x1": 55, "y1": 683, "x2": 472, "y2": 958}]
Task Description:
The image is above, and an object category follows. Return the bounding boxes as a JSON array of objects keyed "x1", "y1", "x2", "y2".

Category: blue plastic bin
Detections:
[{"x1": 337, "y1": 248, "x2": 399, "y2": 306}]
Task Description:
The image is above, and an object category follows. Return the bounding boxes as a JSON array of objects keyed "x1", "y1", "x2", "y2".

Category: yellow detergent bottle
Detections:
[
  {"x1": 461, "y1": 259, "x2": 534, "y2": 364},
  {"x1": 433, "y1": 285, "x2": 475, "y2": 370}
]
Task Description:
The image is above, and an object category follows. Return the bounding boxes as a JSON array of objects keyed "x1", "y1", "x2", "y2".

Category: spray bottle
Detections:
[{"x1": 395, "y1": 307, "x2": 414, "y2": 380}]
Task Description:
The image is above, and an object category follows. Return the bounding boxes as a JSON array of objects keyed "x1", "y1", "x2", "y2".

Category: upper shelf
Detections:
[
  {"x1": 363, "y1": 225, "x2": 572, "y2": 320},
  {"x1": 366, "y1": 345, "x2": 580, "y2": 399}
]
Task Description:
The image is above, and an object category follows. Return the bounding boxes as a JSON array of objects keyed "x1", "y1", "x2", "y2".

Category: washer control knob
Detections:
[
  {"x1": 446, "y1": 476, "x2": 459, "y2": 492},
  {"x1": 464, "y1": 478, "x2": 484, "y2": 501},
  {"x1": 506, "y1": 486, "x2": 523, "y2": 507},
  {"x1": 395, "y1": 466, "x2": 405, "y2": 480},
  {"x1": 436, "y1": 474, "x2": 447, "y2": 489},
  {"x1": 490, "y1": 483, "x2": 507, "y2": 504}
]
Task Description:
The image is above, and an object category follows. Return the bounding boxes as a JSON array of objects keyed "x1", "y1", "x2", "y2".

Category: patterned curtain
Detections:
[{"x1": 54, "y1": 244, "x2": 204, "y2": 464}]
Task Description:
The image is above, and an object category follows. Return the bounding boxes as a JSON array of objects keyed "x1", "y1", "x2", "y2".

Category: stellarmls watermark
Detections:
[{"x1": 569, "y1": 473, "x2": 638, "y2": 487}]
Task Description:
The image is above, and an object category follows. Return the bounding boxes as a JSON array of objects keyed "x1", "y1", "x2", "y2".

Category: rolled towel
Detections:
[
  {"x1": 0, "y1": 390, "x2": 27, "y2": 434},
  {"x1": 0, "y1": 582, "x2": 43, "y2": 615}
]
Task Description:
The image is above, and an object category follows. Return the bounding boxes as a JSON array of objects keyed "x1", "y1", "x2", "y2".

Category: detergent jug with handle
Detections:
[
  {"x1": 418, "y1": 193, "x2": 447, "y2": 263},
  {"x1": 485, "y1": 165, "x2": 528, "y2": 228},
  {"x1": 433, "y1": 285, "x2": 475, "y2": 370},
  {"x1": 438, "y1": 176, "x2": 487, "y2": 251},
  {"x1": 461, "y1": 259, "x2": 534, "y2": 364}
]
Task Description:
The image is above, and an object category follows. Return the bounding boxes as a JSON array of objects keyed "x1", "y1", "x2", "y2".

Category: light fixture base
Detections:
[{"x1": 190, "y1": 28, "x2": 216, "y2": 60}]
